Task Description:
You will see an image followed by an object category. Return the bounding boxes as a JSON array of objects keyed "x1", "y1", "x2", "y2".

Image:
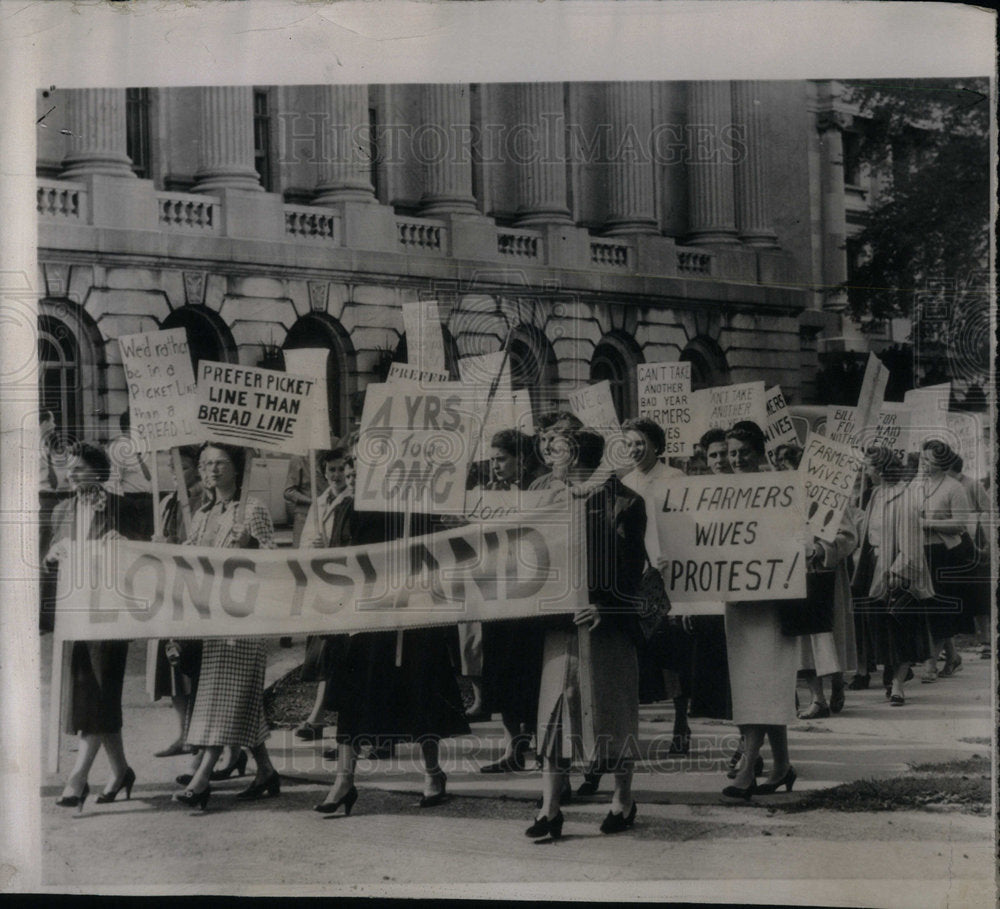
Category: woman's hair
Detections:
[
  {"x1": 489, "y1": 429, "x2": 541, "y2": 486},
  {"x1": 570, "y1": 428, "x2": 606, "y2": 471},
  {"x1": 699, "y1": 427, "x2": 727, "y2": 450},
  {"x1": 198, "y1": 442, "x2": 248, "y2": 481},
  {"x1": 319, "y1": 447, "x2": 348, "y2": 469},
  {"x1": 774, "y1": 443, "x2": 803, "y2": 469},
  {"x1": 71, "y1": 441, "x2": 112, "y2": 483},
  {"x1": 176, "y1": 444, "x2": 202, "y2": 465},
  {"x1": 921, "y1": 438, "x2": 959, "y2": 471},
  {"x1": 865, "y1": 444, "x2": 904, "y2": 481},
  {"x1": 621, "y1": 417, "x2": 666, "y2": 457},
  {"x1": 725, "y1": 421, "x2": 767, "y2": 457},
  {"x1": 536, "y1": 410, "x2": 583, "y2": 432}
]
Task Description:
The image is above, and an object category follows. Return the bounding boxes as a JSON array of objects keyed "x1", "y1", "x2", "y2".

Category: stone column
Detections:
[
  {"x1": 511, "y1": 83, "x2": 572, "y2": 226},
  {"x1": 602, "y1": 82, "x2": 657, "y2": 235},
  {"x1": 685, "y1": 81, "x2": 739, "y2": 245},
  {"x1": 192, "y1": 87, "x2": 261, "y2": 193},
  {"x1": 817, "y1": 107, "x2": 851, "y2": 312},
  {"x1": 731, "y1": 81, "x2": 778, "y2": 247},
  {"x1": 60, "y1": 89, "x2": 135, "y2": 179},
  {"x1": 313, "y1": 85, "x2": 376, "y2": 204},
  {"x1": 418, "y1": 84, "x2": 478, "y2": 216}
]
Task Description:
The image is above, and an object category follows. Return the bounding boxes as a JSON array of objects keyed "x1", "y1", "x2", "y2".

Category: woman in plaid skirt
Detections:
[{"x1": 172, "y1": 443, "x2": 280, "y2": 810}]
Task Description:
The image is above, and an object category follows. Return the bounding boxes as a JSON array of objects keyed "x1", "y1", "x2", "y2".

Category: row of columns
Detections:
[{"x1": 58, "y1": 83, "x2": 777, "y2": 244}]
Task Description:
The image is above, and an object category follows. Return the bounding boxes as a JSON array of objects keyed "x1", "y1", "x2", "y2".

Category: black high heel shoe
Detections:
[
  {"x1": 173, "y1": 784, "x2": 211, "y2": 810},
  {"x1": 418, "y1": 772, "x2": 448, "y2": 808},
  {"x1": 722, "y1": 780, "x2": 757, "y2": 801},
  {"x1": 755, "y1": 766, "x2": 797, "y2": 794},
  {"x1": 599, "y1": 800, "x2": 637, "y2": 834},
  {"x1": 525, "y1": 810, "x2": 564, "y2": 840},
  {"x1": 96, "y1": 767, "x2": 135, "y2": 803},
  {"x1": 575, "y1": 770, "x2": 603, "y2": 797},
  {"x1": 234, "y1": 770, "x2": 280, "y2": 800},
  {"x1": 56, "y1": 782, "x2": 89, "y2": 812},
  {"x1": 314, "y1": 785, "x2": 358, "y2": 816},
  {"x1": 210, "y1": 749, "x2": 248, "y2": 781}
]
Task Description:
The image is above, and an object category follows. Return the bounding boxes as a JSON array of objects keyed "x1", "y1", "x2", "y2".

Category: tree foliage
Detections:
[{"x1": 840, "y1": 79, "x2": 990, "y2": 324}]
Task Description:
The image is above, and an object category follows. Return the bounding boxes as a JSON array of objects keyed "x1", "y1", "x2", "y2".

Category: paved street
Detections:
[{"x1": 38, "y1": 635, "x2": 994, "y2": 903}]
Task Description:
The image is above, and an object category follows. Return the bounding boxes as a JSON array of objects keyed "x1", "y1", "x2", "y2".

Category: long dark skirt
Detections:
[
  {"x1": 687, "y1": 616, "x2": 732, "y2": 720},
  {"x1": 640, "y1": 621, "x2": 693, "y2": 703},
  {"x1": 925, "y1": 543, "x2": 976, "y2": 639},
  {"x1": 65, "y1": 640, "x2": 128, "y2": 735},
  {"x1": 481, "y1": 619, "x2": 544, "y2": 727},
  {"x1": 877, "y1": 609, "x2": 931, "y2": 668},
  {"x1": 331, "y1": 627, "x2": 470, "y2": 746},
  {"x1": 301, "y1": 634, "x2": 348, "y2": 683},
  {"x1": 152, "y1": 639, "x2": 201, "y2": 700}
]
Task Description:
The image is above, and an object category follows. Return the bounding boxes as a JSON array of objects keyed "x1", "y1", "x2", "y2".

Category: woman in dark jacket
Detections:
[
  {"x1": 47, "y1": 442, "x2": 141, "y2": 810},
  {"x1": 314, "y1": 501, "x2": 470, "y2": 814},
  {"x1": 476, "y1": 429, "x2": 545, "y2": 774},
  {"x1": 527, "y1": 429, "x2": 647, "y2": 839}
]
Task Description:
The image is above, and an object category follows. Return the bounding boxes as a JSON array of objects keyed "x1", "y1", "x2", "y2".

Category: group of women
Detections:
[{"x1": 48, "y1": 403, "x2": 987, "y2": 837}]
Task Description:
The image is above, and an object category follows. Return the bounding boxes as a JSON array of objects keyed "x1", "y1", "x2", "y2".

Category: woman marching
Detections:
[
  {"x1": 720, "y1": 422, "x2": 798, "y2": 800},
  {"x1": 172, "y1": 443, "x2": 281, "y2": 809},
  {"x1": 477, "y1": 429, "x2": 545, "y2": 774},
  {"x1": 527, "y1": 428, "x2": 647, "y2": 839},
  {"x1": 47, "y1": 442, "x2": 141, "y2": 810}
]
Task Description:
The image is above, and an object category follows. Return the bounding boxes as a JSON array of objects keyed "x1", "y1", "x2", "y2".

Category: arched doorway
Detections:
[
  {"x1": 508, "y1": 324, "x2": 558, "y2": 415},
  {"x1": 161, "y1": 304, "x2": 238, "y2": 376},
  {"x1": 680, "y1": 336, "x2": 730, "y2": 391},
  {"x1": 591, "y1": 331, "x2": 643, "y2": 422},
  {"x1": 283, "y1": 312, "x2": 357, "y2": 439}
]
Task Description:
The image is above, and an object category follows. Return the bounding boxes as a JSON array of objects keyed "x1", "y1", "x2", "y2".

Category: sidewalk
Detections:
[{"x1": 37, "y1": 634, "x2": 994, "y2": 901}]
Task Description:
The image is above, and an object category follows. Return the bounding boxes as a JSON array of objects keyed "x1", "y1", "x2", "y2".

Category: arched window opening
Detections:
[
  {"x1": 283, "y1": 312, "x2": 357, "y2": 439},
  {"x1": 161, "y1": 305, "x2": 238, "y2": 376},
  {"x1": 680, "y1": 336, "x2": 730, "y2": 391},
  {"x1": 38, "y1": 314, "x2": 81, "y2": 441},
  {"x1": 590, "y1": 332, "x2": 643, "y2": 422},
  {"x1": 508, "y1": 325, "x2": 558, "y2": 415}
]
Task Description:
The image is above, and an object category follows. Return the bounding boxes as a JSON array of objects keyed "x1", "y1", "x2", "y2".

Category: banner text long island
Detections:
[
  {"x1": 54, "y1": 514, "x2": 583, "y2": 640},
  {"x1": 655, "y1": 473, "x2": 806, "y2": 602}
]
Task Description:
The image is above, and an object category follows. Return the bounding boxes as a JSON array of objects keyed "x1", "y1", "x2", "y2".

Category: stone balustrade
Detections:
[
  {"x1": 677, "y1": 250, "x2": 713, "y2": 275},
  {"x1": 284, "y1": 205, "x2": 340, "y2": 243},
  {"x1": 157, "y1": 191, "x2": 219, "y2": 233},
  {"x1": 590, "y1": 240, "x2": 631, "y2": 268},
  {"x1": 497, "y1": 230, "x2": 541, "y2": 259},
  {"x1": 396, "y1": 217, "x2": 445, "y2": 253},
  {"x1": 37, "y1": 180, "x2": 87, "y2": 222}
]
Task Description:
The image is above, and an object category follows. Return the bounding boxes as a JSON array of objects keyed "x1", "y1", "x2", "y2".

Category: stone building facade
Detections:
[{"x1": 37, "y1": 80, "x2": 869, "y2": 452}]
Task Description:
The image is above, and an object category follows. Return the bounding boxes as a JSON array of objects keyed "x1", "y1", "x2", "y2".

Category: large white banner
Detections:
[
  {"x1": 654, "y1": 472, "x2": 806, "y2": 603},
  {"x1": 53, "y1": 513, "x2": 584, "y2": 640},
  {"x1": 118, "y1": 328, "x2": 201, "y2": 451}
]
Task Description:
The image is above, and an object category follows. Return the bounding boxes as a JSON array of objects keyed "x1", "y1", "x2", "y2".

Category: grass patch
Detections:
[{"x1": 779, "y1": 759, "x2": 990, "y2": 816}]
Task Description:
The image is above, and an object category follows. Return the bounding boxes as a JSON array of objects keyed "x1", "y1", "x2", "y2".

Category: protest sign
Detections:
[
  {"x1": 855, "y1": 352, "x2": 890, "y2": 432},
  {"x1": 654, "y1": 472, "x2": 806, "y2": 603},
  {"x1": 904, "y1": 383, "x2": 951, "y2": 451},
  {"x1": 52, "y1": 512, "x2": 583, "y2": 640},
  {"x1": 118, "y1": 328, "x2": 201, "y2": 451},
  {"x1": 692, "y1": 381, "x2": 768, "y2": 437},
  {"x1": 283, "y1": 348, "x2": 333, "y2": 449},
  {"x1": 862, "y1": 403, "x2": 910, "y2": 461},
  {"x1": 799, "y1": 432, "x2": 864, "y2": 543},
  {"x1": 825, "y1": 405, "x2": 860, "y2": 448},
  {"x1": 387, "y1": 362, "x2": 450, "y2": 385},
  {"x1": 637, "y1": 361, "x2": 694, "y2": 457},
  {"x1": 354, "y1": 381, "x2": 479, "y2": 513},
  {"x1": 401, "y1": 300, "x2": 447, "y2": 373},
  {"x1": 947, "y1": 411, "x2": 987, "y2": 478},
  {"x1": 196, "y1": 361, "x2": 316, "y2": 455},
  {"x1": 763, "y1": 385, "x2": 801, "y2": 467},
  {"x1": 568, "y1": 380, "x2": 630, "y2": 469}
]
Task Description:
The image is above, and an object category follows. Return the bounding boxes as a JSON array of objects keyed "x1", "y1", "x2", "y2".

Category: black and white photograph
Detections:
[{"x1": 0, "y1": 1, "x2": 995, "y2": 904}]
